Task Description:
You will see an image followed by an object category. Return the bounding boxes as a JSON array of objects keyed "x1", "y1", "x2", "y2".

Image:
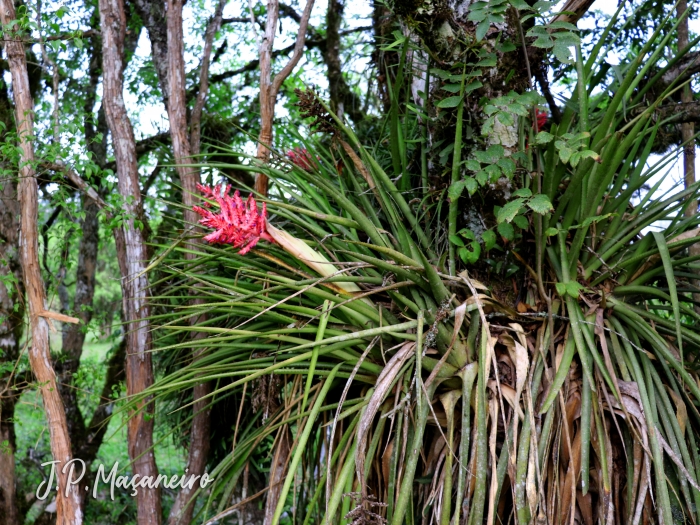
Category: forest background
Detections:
[{"x1": 2, "y1": 0, "x2": 700, "y2": 524}]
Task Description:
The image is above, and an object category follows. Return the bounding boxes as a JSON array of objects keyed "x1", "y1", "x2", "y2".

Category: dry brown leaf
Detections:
[
  {"x1": 486, "y1": 397, "x2": 500, "y2": 525},
  {"x1": 560, "y1": 430, "x2": 582, "y2": 525},
  {"x1": 338, "y1": 139, "x2": 376, "y2": 190},
  {"x1": 501, "y1": 332, "x2": 529, "y2": 420},
  {"x1": 355, "y1": 341, "x2": 415, "y2": 497},
  {"x1": 666, "y1": 387, "x2": 688, "y2": 436},
  {"x1": 527, "y1": 434, "x2": 538, "y2": 519}
]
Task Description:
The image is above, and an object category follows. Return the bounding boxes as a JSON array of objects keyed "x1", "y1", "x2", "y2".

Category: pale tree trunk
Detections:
[
  {"x1": 252, "y1": 1, "x2": 316, "y2": 521},
  {"x1": 99, "y1": 0, "x2": 161, "y2": 523},
  {"x1": 0, "y1": 1, "x2": 83, "y2": 523},
  {"x1": 254, "y1": 0, "x2": 316, "y2": 196},
  {"x1": 163, "y1": 1, "x2": 219, "y2": 524}
]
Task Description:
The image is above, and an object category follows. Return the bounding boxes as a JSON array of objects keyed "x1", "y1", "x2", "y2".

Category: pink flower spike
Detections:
[
  {"x1": 286, "y1": 147, "x2": 316, "y2": 171},
  {"x1": 193, "y1": 184, "x2": 274, "y2": 254}
]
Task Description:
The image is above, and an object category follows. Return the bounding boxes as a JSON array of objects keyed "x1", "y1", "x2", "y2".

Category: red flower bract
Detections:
[
  {"x1": 534, "y1": 109, "x2": 548, "y2": 131},
  {"x1": 193, "y1": 183, "x2": 274, "y2": 255},
  {"x1": 286, "y1": 147, "x2": 316, "y2": 171}
]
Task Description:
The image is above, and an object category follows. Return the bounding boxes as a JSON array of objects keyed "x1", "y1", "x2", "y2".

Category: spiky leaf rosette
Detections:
[{"x1": 142, "y1": 14, "x2": 700, "y2": 525}]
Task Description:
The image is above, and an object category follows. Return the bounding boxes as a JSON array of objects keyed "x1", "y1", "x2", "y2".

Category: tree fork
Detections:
[{"x1": 255, "y1": 0, "x2": 316, "y2": 196}]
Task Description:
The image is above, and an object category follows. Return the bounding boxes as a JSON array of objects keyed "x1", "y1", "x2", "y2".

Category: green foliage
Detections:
[{"x1": 140, "y1": 4, "x2": 700, "y2": 524}]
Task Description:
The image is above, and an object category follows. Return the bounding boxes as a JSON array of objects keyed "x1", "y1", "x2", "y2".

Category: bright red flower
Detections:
[
  {"x1": 193, "y1": 183, "x2": 274, "y2": 255},
  {"x1": 534, "y1": 109, "x2": 548, "y2": 132},
  {"x1": 286, "y1": 147, "x2": 316, "y2": 170}
]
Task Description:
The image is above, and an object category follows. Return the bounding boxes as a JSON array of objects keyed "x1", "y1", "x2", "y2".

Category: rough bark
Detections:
[
  {"x1": 52, "y1": 16, "x2": 128, "y2": 513},
  {"x1": 0, "y1": 171, "x2": 23, "y2": 525},
  {"x1": 190, "y1": 0, "x2": 227, "y2": 158},
  {"x1": 133, "y1": 0, "x2": 170, "y2": 107},
  {"x1": 677, "y1": 1, "x2": 700, "y2": 314},
  {"x1": 99, "y1": 0, "x2": 161, "y2": 523},
  {"x1": 162, "y1": 1, "x2": 213, "y2": 523},
  {"x1": 325, "y1": 0, "x2": 344, "y2": 116},
  {"x1": 550, "y1": 0, "x2": 596, "y2": 25},
  {"x1": 678, "y1": 1, "x2": 697, "y2": 218},
  {"x1": 0, "y1": 396, "x2": 19, "y2": 525},
  {"x1": 254, "y1": 0, "x2": 316, "y2": 196},
  {"x1": 263, "y1": 429, "x2": 290, "y2": 525},
  {"x1": 0, "y1": 1, "x2": 83, "y2": 523}
]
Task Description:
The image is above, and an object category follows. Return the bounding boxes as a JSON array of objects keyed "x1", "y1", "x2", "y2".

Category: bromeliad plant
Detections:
[{"x1": 143, "y1": 6, "x2": 700, "y2": 525}]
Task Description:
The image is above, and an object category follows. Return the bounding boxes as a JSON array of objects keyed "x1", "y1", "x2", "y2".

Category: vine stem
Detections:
[{"x1": 448, "y1": 65, "x2": 467, "y2": 276}]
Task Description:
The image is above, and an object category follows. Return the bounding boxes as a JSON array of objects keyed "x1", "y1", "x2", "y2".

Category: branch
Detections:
[
  {"x1": 271, "y1": 0, "x2": 316, "y2": 95},
  {"x1": 221, "y1": 17, "x2": 251, "y2": 24},
  {"x1": 657, "y1": 101, "x2": 700, "y2": 124},
  {"x1": 0, "y1": 29, "x2": 98, "y2": 44},
  {"x1": 550, "y1": 0, "x2": 596, "y2": 25},
  {"x1": 279, "y1": 2, "x2": 302, "y2": 23},
  {"x1": 191, "y1": 0, "x2": 228, "y2": 157},
  {"x1": 205, "y1": 27, "x2": 372, "y2": 87},
  {"x1": 41, "y1": 161, "x2": 108, "y2": 210},
  {"x1": 104, "y1": 130, "x2": 171, "y2": 172},
  {"x1": 663, "y1": 51, "x2": 700, "y2": 85},
  {"x1": 534, "y1": 68, "x2": 562, "y2": 124}
]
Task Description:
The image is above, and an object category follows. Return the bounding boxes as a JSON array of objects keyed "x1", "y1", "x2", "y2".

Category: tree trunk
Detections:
[
  {"x1": 263, "y1": 429, "x2": 290, "y2": 525},
  {"x1": 254, "y1": 0, "x2": 280, "y2": 196},
  {"x1": 190, "y1": 0, "x2": 226, "y2": 159},
  {"x1": 0, "y1": 397, "x2": 19, "y2": 525},
  {"x1": 678, "y1": 0, "x2": 697, "y2": 218},
  {"x1": 0, "y1": 1, "x2": 83, "y2": 523},
  {"x1": 99, "y1": 0, "x2": 161, "y2": 523},
  {"x1": 133, "y1": 0, "x2": 170, "y2": 108},
  {"x1": 0, "y1": 142, "x2": 23, "y2": 525},
  {"x1": 677, "y1": 1, "x2": 700, "y2": 313},
  {"x1": 163, "y1": 1, "x2": 212, "y2": 523},
  {"x1": 255, "y1": 0, "x2": 316, "y2": 196}
]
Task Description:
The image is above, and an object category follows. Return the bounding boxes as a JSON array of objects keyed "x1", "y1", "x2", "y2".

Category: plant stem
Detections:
[{"x1": 448, "y1": 67, "x2": 467, "y2": 276}]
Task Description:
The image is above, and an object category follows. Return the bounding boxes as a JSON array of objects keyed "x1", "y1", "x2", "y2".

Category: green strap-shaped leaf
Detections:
[{"x1": 653, "y1": 231, "x2": 683, "y2": 362}]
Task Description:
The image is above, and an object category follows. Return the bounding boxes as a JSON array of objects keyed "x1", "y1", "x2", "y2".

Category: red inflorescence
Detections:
[
  {"x1": 286, "y1": 147, "x2": 316, "y2": 171},
  {"x1": 193, "y1": 183, "x2": 274, "y2": 255},
  {"x1": 534, "y1": 109, "x2": 548, "y2": 132}
]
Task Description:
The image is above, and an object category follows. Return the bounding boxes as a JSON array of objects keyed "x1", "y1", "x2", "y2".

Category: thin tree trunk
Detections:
[
  {"x1": 163, "y1": 1, "x2": 215, "y2": 523},
  {"x1": 678, "y1": 1, "x2": 697, "y2": 217},
  {"x1": 99, "y1": 0, "x2": 161, "y2": 523},
  {"x1": 0, "y1": 1, "x2": 83, "y2": 523},
  {"x1": 190, "y1": 0, "x2": 227, "y2": 158},
  {"x1": 254, "y1": 0, "x2": 280, "y2": 197},
  {"x1": 55, "y1": 14, "x2": 127, "y2": 512},
  {"x1": 677, "y1": 0, "x2": 700, "y2": 314},
  {"x1": 263, "y1": 429, "x2": 290, "y2": 525},
  {"x1": 324, "y1": 0, "x2": 346, "y2": 117},
  {"x1": 0, "y1": 397, "x2": 19, "y2": 525},
  {"x1": 255, "y1": 0, "x2": 316, "y2": 196},
  {"x1": 133, "y1": 0, "x2": 170, "y2": 108},
  {"x1": 0, "y1": 148, "x2": 23, "y2": 525}
]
